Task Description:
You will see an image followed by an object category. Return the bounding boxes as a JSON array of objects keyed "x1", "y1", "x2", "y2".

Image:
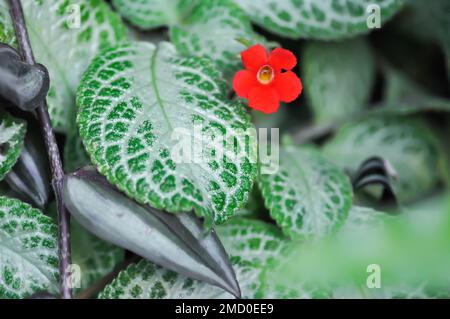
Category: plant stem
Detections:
[{"x1": 8, "y1": 0, "x2": 72, "y2": 299}]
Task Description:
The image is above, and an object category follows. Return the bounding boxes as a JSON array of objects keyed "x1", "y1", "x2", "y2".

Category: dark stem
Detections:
[{"x1": 8, "y1": 0, "x2": 72, "y2": 299}]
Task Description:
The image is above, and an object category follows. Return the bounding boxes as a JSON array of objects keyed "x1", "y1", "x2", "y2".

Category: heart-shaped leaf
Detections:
[
  {"x1": 0, "y1": 196, "x2": 58, "y2": 298},
  {"x1": 303, "y1": 37, "x2": 375, "y2": 124},
  {"x1": 0, "y1": 0, "x2": 127, "y2": 131},
  {"x1": 233, "y1": 0, "x2": 404, "y2": 40},
  {"x1": 112, "y1": 0, "x2": 197, "y2": 29},
  {"x1": 63, "y1": 168, "x2": 240, "y2": 297},
  {"x1": 323, "y1": 115, "x2": 446, "y2": 203},
  {"x1": 0, "y1": 111, "x2": 25, "y2": 182},
  {"x1": 258, "y1": 146, "x2": 353, "y2": 240},
  {"x1": 76, "y1": 42, "x2": 257, "y2": 225},
  {"x1": 170, "y1": 0, "x2": 265, "y2": 78}
]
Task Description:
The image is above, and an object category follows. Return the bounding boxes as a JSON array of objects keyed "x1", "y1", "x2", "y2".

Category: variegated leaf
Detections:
[
  {"x1": 0, "y1": 0, "x2": 127, "y2": 131},
  {"x1": 112, "y1": 0, "x2": 197, "y2": 29},
  {"x1": 0, "y1": 111, "x2": 26, "y2": 181},
  {"x1": 170, "y1": 0, "x2": 265, "y2": 78},
  {"x1": 233, "y1": 0, "x2": 404, "y2": 40},
  {"x1": 323, "y1": 116, "x2": 446, "y2": 203},
  {"x1": 216, "y1": 218, "x2": 286, "y2": 265},
  {"x1": 258, "y1": 146, "x2": 352, "y2": 240},
  {"x1": 0, "y1": 3, "x2": 15, "y2": 46},
  {"x1": 98, "y1": 257, "x2": 261, "y2": 299},
  {"x1": 0, "y1": 196, "x2": 58, "y2": 298},
  {"x1": 76, "y1": 41, "x2": 257, "y2": 225}
]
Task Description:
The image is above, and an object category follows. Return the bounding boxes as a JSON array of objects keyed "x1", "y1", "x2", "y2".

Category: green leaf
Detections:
[
  {"x1": 216, "y1": 218, "x2": 286, "y2": 265},
  {"x1": 256, "y1": 245, "x2": 331, "y2": 298},
  {"x1": 233, "y1": 185, "x2": 267, "y2": 219},
  {"x1": 0, "y1": 0, "x2": 127, "y2": 132},
  {"x1": 370, "y1": 65, "x2": 450, "y2": 115},
  {"x1": 303, "y1": 37, "x2": 375, "y2": 124},
  {"x1": 112, "y1": 0, "x2": 197, "y2": 29},
  {"x1": 0, "y1": 196, "x2": 58, "y2": 298},
  {"x1": 76, "y1": 42, "x2": 257, "y2": 225},
  {"x1": 340, "y1": 205, "x2": 388, "y2": 232},
  {"x1": 258, "y1": 146, "x2": 353, "y2": 240},
  {"x1": 406, "y1": 0, "x2": 450, "y2": 52},
  {"x1": 234, "y1": 0, "x2": 404, "y2": 40},
  {"x1": 0, "y1": 111, "x2": 26, "y2": 182},
  {"x1": 170, "y1": 0, "x2": 264, "y2": 78},
  {"x1": 323, "y1": 116, "x2": 446, "y2": 203},
  {"x1": 70, "y1": 219, "x2": 124, "y2": 292},
  {"x1": 99, "y1": 257, "x2": 262, "y2": 299}
]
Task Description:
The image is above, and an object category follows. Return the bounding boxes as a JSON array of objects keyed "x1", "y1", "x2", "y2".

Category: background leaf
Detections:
[
  {"x1": 170, "y1": 0, "x2": 265, "y2": 78},
  {"x1": 0, "y1": 111, "x2": 26, "y2": 181},
  {"x1": 234, "y1": 0, "x2": 404, "y2": 40},
  {"x1": 323, "y1": 115, "x2": 446, "y2": 203},
  {"x1": 0, "y1": 0, "x2": 127, "y2": 131},
  {"x1": 77, "y1": 42, "x2": 257, "y2": 225},
  {"x1": 216, "y1": 218, "x2": 287, "y2": 265},
  {"x1": 303, "y1": 37, "x2": 375, "y2": 124},
  {"x1": 98, "y1": 257, "x2": 262, "y2": 299},
  {"x1": 258, "y1": 146, "x2": 353, "y2": 239},
  {"x1": 0, "y1": 196, "x2": 58, "y2": 298},
  {"x1": 339, "y1": 205, "x2": 388, "y2": 232},
  {"x1": 371, "y1": 65, "x2": 450, "y2": 115},
  {"x1": 112, "y1": 0, "x2": 197, "y2": 29}
]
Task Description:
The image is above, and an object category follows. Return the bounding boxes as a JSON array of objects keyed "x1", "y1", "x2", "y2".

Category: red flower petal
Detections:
[
  {"x1": 248, "y1": 86, "x2": 280, "y2": 114},
  {"x1": 232, "y1": 70, "x2": 257, "y2": 98},
  {"x1": 241, "y1": 44, "x2": 268, "y2": 72},
  {"x1": 268, "y1": 48, "x2": 297, "y2": 71},
  {"x1": 273, "y1": 71, "x2": 302, "y2": 102}
]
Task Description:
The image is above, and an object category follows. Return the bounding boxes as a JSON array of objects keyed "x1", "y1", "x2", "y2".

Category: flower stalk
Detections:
[{"x1": 8, "y1": 0, "x2": 72, "y2": 299}]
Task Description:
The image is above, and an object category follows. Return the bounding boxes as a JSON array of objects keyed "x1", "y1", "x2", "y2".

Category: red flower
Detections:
[{"x1": 233, "y1": 44, "x2": 302, "y2": 114}]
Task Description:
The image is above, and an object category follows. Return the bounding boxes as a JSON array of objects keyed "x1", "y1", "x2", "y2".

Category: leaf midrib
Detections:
[
  {"x1": 147, "y1": 44, "x2": 211, "y2": 217},
  {"x1": 150, "y1": 45, "x2": 173, "y2": 131}
]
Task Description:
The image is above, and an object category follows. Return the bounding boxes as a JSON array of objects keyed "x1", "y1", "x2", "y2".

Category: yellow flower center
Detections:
[{"x1": 257, "y1": 65, "x2": 274, "y2": 85}]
